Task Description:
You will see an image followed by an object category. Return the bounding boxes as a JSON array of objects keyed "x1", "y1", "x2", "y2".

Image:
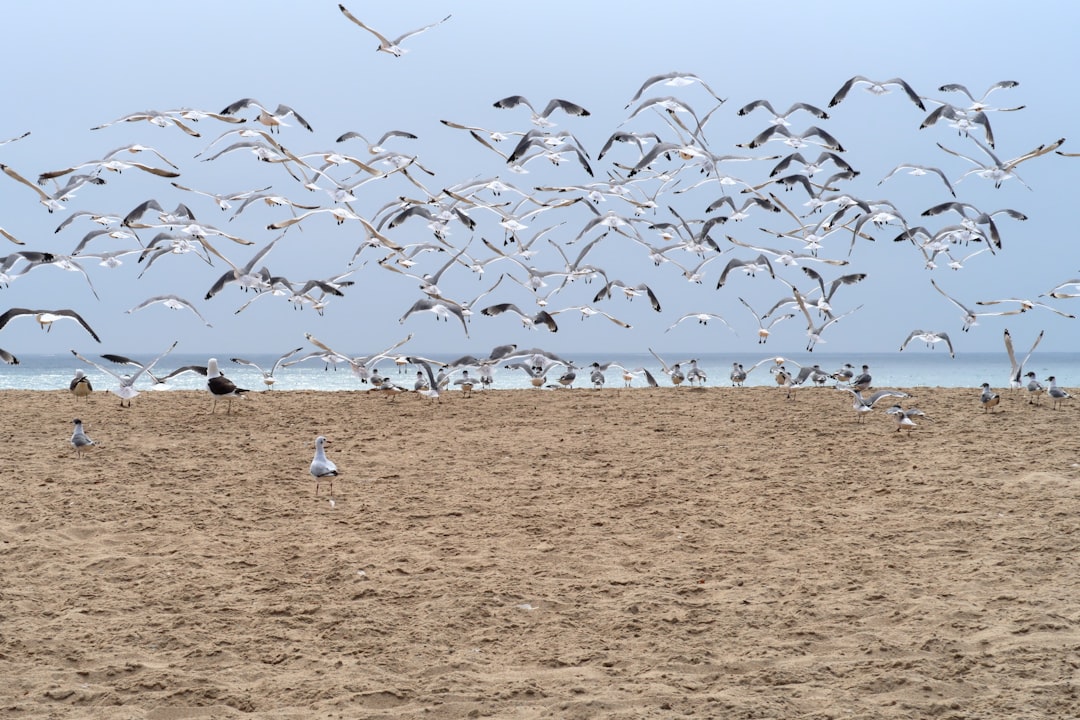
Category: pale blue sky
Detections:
[{"x1": 1, "y1": 1, "x2": 1078, "y2": 358}]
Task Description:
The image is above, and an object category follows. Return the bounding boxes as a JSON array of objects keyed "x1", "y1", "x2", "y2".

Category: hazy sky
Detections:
[{"x1": 2, "y1": 1, "x2": 1078, "y2": 360}]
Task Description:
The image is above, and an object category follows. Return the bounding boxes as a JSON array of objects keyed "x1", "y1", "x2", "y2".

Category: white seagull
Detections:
[
  {"x1": 899, "y1": 330, "x2": 955, "y2": 358},
  {"x1": 311, "y1": 436, "x2": 339, "y2": 496},
  {"x1": 980, "y1": 383, "x2": 1001, "y2": 413},
  {"x1": 230, "y1": 347, "x2": 304, "y2": 390},
  {"x1": 71, "y1": 341, "x2": 177, "y2": 407},
  {"x1": 70, "y1": 419, "x2": 96, "y2": 458},
  {"x1": 126, "y1": 294, "x2": 212, "y2": 326},
  {"x1": 1045, "y1": 376, "x2": 1073, "y2": 410},
  {"x1": 338, "y1": 4, "x2": 451, "y2": 56},
  {"x1": 1004, "y1": 328, "x2": 1044, "y2": 390},
  {"x1": 206, "y1": 357, "x2": 250, "y2": 414},
  {"x1": 0, "y1": 307, "x2": 101, "y2": 343}
]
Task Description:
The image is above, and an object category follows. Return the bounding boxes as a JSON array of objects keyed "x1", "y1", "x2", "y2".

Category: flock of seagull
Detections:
[{"x1": 3, "y1": 8, "x2": 1079, "y2": 467}]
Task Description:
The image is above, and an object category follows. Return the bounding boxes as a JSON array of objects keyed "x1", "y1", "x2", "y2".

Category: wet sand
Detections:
[{"x1": 2, "y1": 385, "x2": 1078, "y2": 718}]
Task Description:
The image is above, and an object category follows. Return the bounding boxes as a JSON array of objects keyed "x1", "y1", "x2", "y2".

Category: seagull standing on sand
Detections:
[
  {"x1": 207, "y1": 357, "x2": 250, "y2": 413},
  {"x1": 886, "y1": 405, "x2": 925, "y2": 433},
  {"x1": 70, "y1": 369, "x2": 92, "y2": 400},
  {"x1": 980, "y1": 383, "x2": 1001, "y2": 413},
  {"x1": 311, "y1": 436, "x2": 339, "y2": 496},
  {"x1": 851, "y1": 365, "x2": 872, "y2": 391},
  {"x1": 730, "y1": 362, "x2": 747, "y2": 386},
  {"x1": 1045, "y1": 376, "x2": 1073, "y2": 410},
  {"x1": 1024, "y1": 372, "x2": 1044, "y2": 404},
  {"x1": 71, "y1": 341, "x2": 177, "y2": 407},
  {"x1": 840, "y1": 388, "x2": 910, "y2": 423},
  {"x1": 70, "y1": 419, "x2": 96, "y2": 458}
]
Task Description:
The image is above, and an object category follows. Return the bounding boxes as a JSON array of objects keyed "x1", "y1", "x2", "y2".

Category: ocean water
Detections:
[{"x1": 4, "y1": 350, "x2": 1080, "y2": 393}]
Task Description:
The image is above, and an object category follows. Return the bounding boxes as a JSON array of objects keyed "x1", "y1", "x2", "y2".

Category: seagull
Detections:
[
  {"x1": 493, "y1": 96, "x2": 591, "y2": 127},
  {"x1": 737, "y1": 125, "x2": 844, "y2": 152},
  {"x1": 399, "y1": 297, "x2": 470, "y2": 337},
  {"x1": 841, "y1": 388, "x2": 911, "y2": 423},
  {"x1": 409, "y1": 357, "x2": 443, "y2": 400},
  {"x1": 70, "y1": 369, "x2": 92, "y2": 400},
  {"x1": 218, "y1": 98, "x2": 313, "y2": 133},
  {"x1": 626, "y1": 71, "x2": 726, "y2": 108},
  {"x1": 738, "y1": 296, "x2": 794, "y2": 344},
  {"x1": 936, "y1": 136, "x2": 1064, "y2": 190},
  {"x1": 338, "y1": 4, "x2": 451, "y2": 56},
  {"x1": 1024, "y1": 372, "x2": 1045, "y2": 404},
  {"x1": 736, "y1": 99, "x2": 829, "y2": 125},
  {"x1": 828, "y1": 76, "x2": 925, "y2": 110},
  {"x1": 975, "y1": 297, "x2": 1075, "y2": 319},
  {"x1": 70, "y1": 419, "x2": 96, "y2": 458},
  {"x1": 592, "y1": 279, "x2": 662, "y2": 312},
  {"x1": 664, "y1": 311, "x2": 735, "y2": 333},
  {"x1": 230, "y1": 347, "x2": 304, "y2": 390},
  {"x1": 1, "y1": 162, "x2": 72, "y2": 212},
  {"x1": 850, "y1": 365, "x2": 872, "y2": 392},
  {"x1": 715, "y1": 254, "x2": 775, "y2": 289},
  {"x1": 931, "y1": 278, "x2": 1012, "y2": 332},
  {"x1": 126, "y1": 294, "x2": 212, "y2": 326},
  {"x1": 792, "y1": 287, "x2": 862, "y2": 351},
  {"x1": 729, "y1": 362, "x2": 747, "y2": 386},
  {"x1": 648, "y1": 348, "x2": 688, "y2": 387},
  {"x1": 1045, "y1": 376, "x2": 1073, "y2": 410},
  {"x1": 878, "y1": 163, "x2": 956, "y2": 197},
  {"x1": 886, "y1": 405, "x2": 925, "y2": 433},
  {"x1": 899, "y1": 330, "x2": 955, "y2": 358},
  {"x1": 831, "y1": 363, "x2": 855, "y2": 385},
  {"x1": 1004, "y1": 328, "x2": 1044, "y2": 390},
  {"x1": 480, "y1": 303, "x2": 559, "y2": 332},
  {"x1": 938, "y1": 80, "x2": 1024, "y2": 112},
  {"x1": 71, "y1": 341, "x2": 178, "y2": 407},
  {"x1": 0, "y1": 308, "x2": 101, "y2": 343},
  {"x1": 206, "y1": 357, "x2": 250, "y2": 414},
  {"x1": 980, "y1": 383, "x2": 1001, "y2": 413},
  {"x1": 311, "y1": 436, "x2": 339, "y2": 496}
]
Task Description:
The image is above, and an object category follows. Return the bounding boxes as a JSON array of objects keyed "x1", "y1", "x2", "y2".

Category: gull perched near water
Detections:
[
  {"x1": 1045, "y1": 376, "x2": 1073, "y2": 410},
  {"x1": 1024, "y1": 372, "x2": 1044, "y2": 404},
  {"x1": 980, "y1": 383, "x2": 1001, "y2": 413},
  {"x1": 1004, "y1": 328, "x2": 1043, "y2": 390},
  {"x1": 311, "y1": 436, "x2": 339, "y2": 496},
  {"x1": 71, "y1": 341, "x2": 177, "y2": 407},
  {"x1": 70, "y1": 369, "x2": 92, "y2": 400},
  {"x1": 206, "y1": 357, "x2": 250, "y2": 414}
]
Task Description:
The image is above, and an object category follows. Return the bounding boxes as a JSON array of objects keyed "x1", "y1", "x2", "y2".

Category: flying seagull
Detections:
[
  {"x1": 0, "y1": 307, "x2": 101, "y2": 342},
  {"x1": 338, "y1": 4, "x2": 451, "y2": 57}
]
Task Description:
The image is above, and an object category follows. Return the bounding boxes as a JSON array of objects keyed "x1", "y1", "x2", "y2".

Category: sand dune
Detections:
[{"x1": 1, "y1": 385, "x2": 1078, "y2": 718}]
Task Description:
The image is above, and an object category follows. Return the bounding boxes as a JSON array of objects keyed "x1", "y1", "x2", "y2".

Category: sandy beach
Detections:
[{"x1": 1, "y1": 385, "x2": 1078, "y2": 718}]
